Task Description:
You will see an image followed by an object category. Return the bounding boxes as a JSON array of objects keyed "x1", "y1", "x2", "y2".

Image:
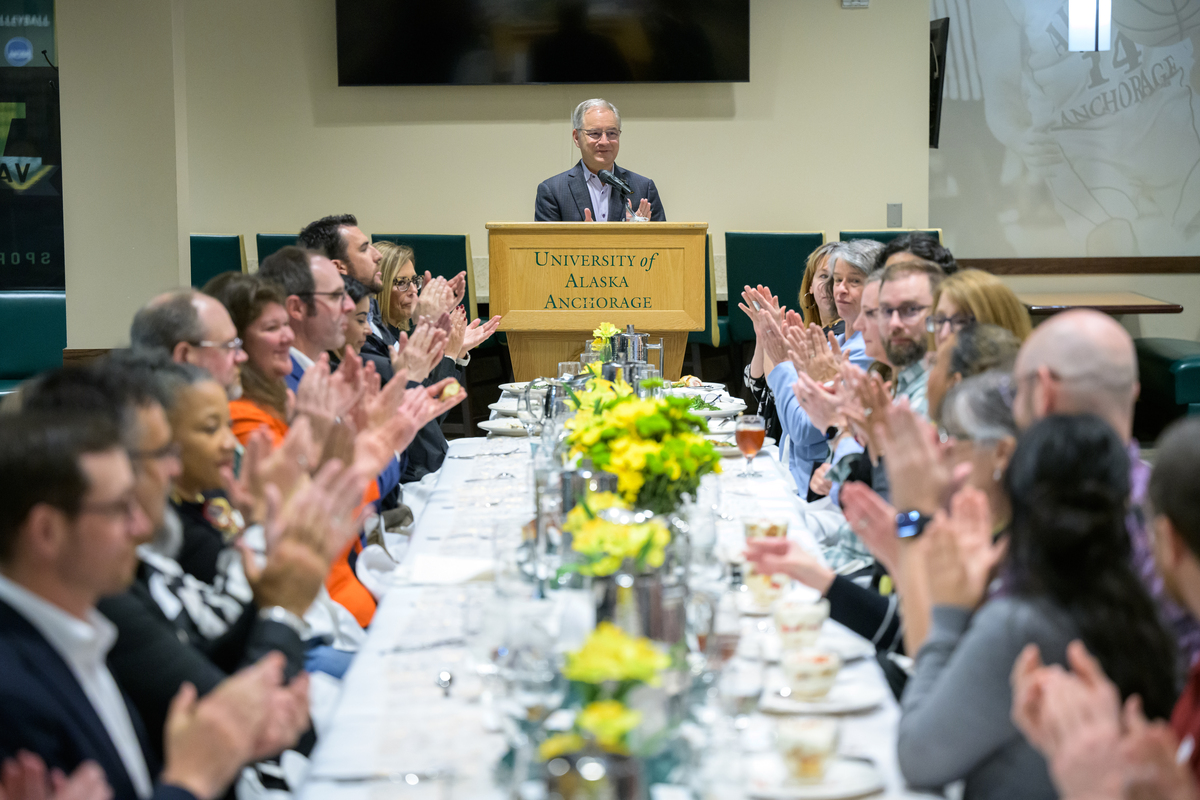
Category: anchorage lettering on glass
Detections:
[{"x1": 536, "y1": 250, "x2": 660, "y2": 311}]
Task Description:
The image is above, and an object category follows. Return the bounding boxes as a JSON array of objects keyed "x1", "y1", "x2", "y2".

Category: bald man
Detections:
[
  {"x1": 130, "y1": 289, "x2": 247, "y2": 399},
  {"x1": 1013, "y1": 309, "x2": 1200, "y2": 665}
]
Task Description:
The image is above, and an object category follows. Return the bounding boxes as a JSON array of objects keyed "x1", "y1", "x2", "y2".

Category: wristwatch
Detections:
[
  {"x1": 895, "y1": 509, "x2": 933, "y2": 539},
  {"x1": 258, "y1": 606, "x2": 310, "y2": 638},
  {"x1": 824, "y1": 425, "x2": 839, "y2": 441}
]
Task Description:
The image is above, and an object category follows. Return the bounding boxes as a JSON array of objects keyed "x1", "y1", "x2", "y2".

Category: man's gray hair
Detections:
[
  {"x1": 828, "y1": 239, "x2": 885, "y2": 278},
  {"x1": 130, "y1": 290, "x2": 205, "y2": 354},
  {"x1": 940, "y1": 369, "x2": 1019, "y2": 443},
  {"x1": 572, "y1": 98, "x2": 621, "y2": 131}
]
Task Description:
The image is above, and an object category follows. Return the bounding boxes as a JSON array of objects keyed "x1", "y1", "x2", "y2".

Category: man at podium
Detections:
[{"x1": 534, "y1": 98, "x2": 667, "y2": 223}]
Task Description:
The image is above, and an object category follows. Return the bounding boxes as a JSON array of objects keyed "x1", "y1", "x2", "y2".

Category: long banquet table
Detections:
[{"x1": 300, "y1": 436, "x2": 935, "y2": 799}]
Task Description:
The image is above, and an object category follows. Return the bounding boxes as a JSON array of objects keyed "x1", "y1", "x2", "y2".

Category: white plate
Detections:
[
  {"x1": 693, "y1": 401, "x2": 748, "y2": 419},
  {"x1": 709, "y1": 436, "x2": 777, "y2": 457},
  {"x1": 498, "y1": 382, "x2": 548, "y2": 396},
  {"x1": 746, "y1": 754, "x2": 885, "y2": 800},
  {"x1": 478, "y1": 419, "x2": 529, "y2": 437},
  {"x1": 759, "y1": 667, "x2": 886, "y2": 715},
  {"x1": 759, "y1": 627, "x2": 876, "y2": 664},
  {"x1": 488, "y1": 400, "x2": 521, "y2": 416}
]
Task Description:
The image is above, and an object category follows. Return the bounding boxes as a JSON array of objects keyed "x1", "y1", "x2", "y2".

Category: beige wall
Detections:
[
  {"x1": 57, "y1": 0, "x2": 935, "y2": 348},
  {"x1": 181, "y1": 0, "x2": 930, "y2": 283},
  {"x1": 59, "y1": 0, "x2": 190, "y2": 349}
]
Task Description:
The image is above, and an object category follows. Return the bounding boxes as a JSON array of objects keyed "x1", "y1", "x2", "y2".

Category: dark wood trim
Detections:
[
  {"x1": 1025, "y1": 301, "x2": 1184, "y2": 316},
  {"x1": 962, "y1": 257, "x2": 1200, "y2": 275},
  {"x1": 62, "y1": 348, "x2": 111, "y2": 367}
]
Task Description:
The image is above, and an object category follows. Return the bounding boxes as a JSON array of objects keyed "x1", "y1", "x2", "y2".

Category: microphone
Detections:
[{"x1": 598, "y1": 169, "x2": 632, "y2": 196}]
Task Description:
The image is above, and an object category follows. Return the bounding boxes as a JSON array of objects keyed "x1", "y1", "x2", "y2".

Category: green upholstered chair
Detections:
[
  {"x1": 1133, "y1": 338, "x2": 1200, "y2": 443},
  {"x1": 190, "y1": 234, "x2": 247, "y2": 289},
  {"x1": 0, "y1": 290, "x2": 66, "y2": 394},
  {"x1": 256, "y1": 233, "x2": 298, "y2": 265},
  {"x1": 724, "y1": 231, "x2": 826, "y2": 345},
  {"x1": 838, "y1": 228, "x2": 943, "y2": 246},
  {"x1": 685, "y1": 234, "x2": 726, "y2": 379}
]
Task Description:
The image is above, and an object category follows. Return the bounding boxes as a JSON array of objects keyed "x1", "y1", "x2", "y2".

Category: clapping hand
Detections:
[
  {"x1": 426, "y1": 270, "x2": 468, "y2": 309},
  {"x1": 787, "y1": 324, "x2": 845, "y2": 384},
  {"x1": 390, "y1": 321, "x2": 448, "y2": 384},
  {"x1": 793, "y1": 371, "x2": 844, "y2": 432},
  {"x1": 879, "y1": 399, "x2": 963, "y2": 515},
  {"x1": 0, "y1": 752, "x2": 111, "y2": 800},
  {"x1": 161, "y1": 652, "x2": 311, "y2": 800},
  {"x1": 743, "y1": 537, "x2": 835, "y2": 594},
  {"x1": 839, "y1": 364, "x2": 891, "y2": 460},
  {"x1": 924, "y1": 486, "x2": 1004, "y2": 610},
  {"x1": 839, "y1": 482, "x2": 900, "y2": 576},
  {"x1": 460, "y1": 314, "x2": 502, "y2": 356},
  {"x1": 415, "y1": 276, "x2": 456, "y2": 320}
]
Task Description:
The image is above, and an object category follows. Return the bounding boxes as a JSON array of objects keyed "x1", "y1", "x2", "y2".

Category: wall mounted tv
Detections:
[{"x1": 336, "y1": 0, "x2": 751, "y2": 86}]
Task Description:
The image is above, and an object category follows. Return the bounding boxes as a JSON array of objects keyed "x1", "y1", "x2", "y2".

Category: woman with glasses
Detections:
[{"x1": 927, "y1": 269, "x2": 1031, "y2": 349}]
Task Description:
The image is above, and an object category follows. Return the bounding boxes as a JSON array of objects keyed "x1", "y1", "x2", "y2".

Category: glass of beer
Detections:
[{"x1": 735, "y1": 414, "x2": 766, "y2": 477}]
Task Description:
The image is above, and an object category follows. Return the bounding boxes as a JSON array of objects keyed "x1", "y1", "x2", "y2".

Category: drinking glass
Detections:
[
  {"x1": 645, "y1": 337, "x2": 664, "y2": 373},
  {"x1": 735, "y1": 414, "x2": 766, "y2": 477},
  {"x1": 639, "y1": 367, "x2": 663, "y2": 399},
  {"x1": 517, "y1": 384, "x2": 545, "y2": 437},
  {"x1": 558, "y1": 361, "x2": 580, "y2": 379},
  {"x1": 579, "y1": 351, "x2": 603, "y2": 369}
]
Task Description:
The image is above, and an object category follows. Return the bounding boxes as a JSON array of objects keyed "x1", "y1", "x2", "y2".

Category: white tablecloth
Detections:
[{"x1": 300, "y1": 436, "x2": 934, "y2": 799}]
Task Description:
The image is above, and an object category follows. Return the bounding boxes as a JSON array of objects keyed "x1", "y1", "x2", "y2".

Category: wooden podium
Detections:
[{"x1": 488, "y1": 222, "x2": 708, "y2": 382}]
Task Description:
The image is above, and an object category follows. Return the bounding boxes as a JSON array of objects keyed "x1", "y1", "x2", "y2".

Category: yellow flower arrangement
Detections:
[
  {"x1": 592, "y1": 322, "x2": 620, "y2": 351},
  {"x1": 537, "y1": 624, "x2": 668, "y2": 760},
  {"x1": 562, "y1": 622, "x2": 672, "y2": 686},
  {"x1": 562, "y1": 493, "x2": 671, "y2": 576},
  {"x1": 564, "y1": 379, "x2": 722, "y2": 514},
  {"x1": 577, "y1": 701, "x2": 642, "y2": 754}
]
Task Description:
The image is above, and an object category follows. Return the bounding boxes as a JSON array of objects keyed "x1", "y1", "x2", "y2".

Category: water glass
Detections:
[
  {"x1": 558, "y1": 361, "x2": 580, "y2": 379},
  {"x1": 645, "y1": 337, "x2": 664, "y2": 373}
]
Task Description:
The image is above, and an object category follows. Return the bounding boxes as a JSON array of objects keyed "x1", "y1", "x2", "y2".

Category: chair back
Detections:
[
  {"x1": 0, "y1": 290, "x2": 66, "y2": 387},
  {"x1": 255, "y1": 233, "x2": 298, "y2": 265},
  {"x1": 838, "y1": 228, "x2": 943, "y2": 246},
  {"x1": 190, "y1": 234, "x2": 247, "y2": 289},
  {"x1": 688, "y1": 234, "x2": 721, "y2": 347},
  {"x1": 725, "y1": 231, "x2": 825, "y2": 343}
]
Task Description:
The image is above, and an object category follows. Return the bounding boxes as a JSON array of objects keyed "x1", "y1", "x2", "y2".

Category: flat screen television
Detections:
[{"x1": 336, "y1": 0, "x2": 751, "y2": 86}]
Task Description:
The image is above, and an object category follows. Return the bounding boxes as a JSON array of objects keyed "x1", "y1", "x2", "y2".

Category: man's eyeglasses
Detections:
[
  {"x1": 925, "y1": 314, "x2": 974, "y2": 334},
  {"x1": 879, "y1": 304, "x2": 930, "y2": 322},
  {"x1": 130, "y1": 441, "x2": 182, "y2": 463},
  {"x1": 191, "y1": 337, "x2": 243, "y2": 352},
  {"x1": 302, "y1": 289, "x2": 348, "y2": 304},
  {"x1": 393, "y1": 276, "x2": 424, "y2": 292},
  {"x1": 79, "y1": 494, "x2": 142, "y2": 523},
  {"x1": 581, "y1": 128, "x2": 621, "y2": 142}
]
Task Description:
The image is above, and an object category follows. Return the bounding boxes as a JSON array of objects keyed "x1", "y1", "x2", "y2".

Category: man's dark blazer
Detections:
[
  {"x1": 0, "y1": 598, "x2": 195, "y2": 800},
  {"x1": 534, "y1": 161, "x2": 666, "y2": 223}
]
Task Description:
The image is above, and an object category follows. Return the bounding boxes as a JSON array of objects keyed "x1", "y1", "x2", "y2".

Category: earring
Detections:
[{"x1": 993, "y1": 467, "x2": 1003, "y2": 481}]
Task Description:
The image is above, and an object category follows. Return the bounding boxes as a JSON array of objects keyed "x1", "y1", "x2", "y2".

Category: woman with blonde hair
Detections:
[
  {"x1": 375, "y1": 241, "x2": 420, "y2": 338},
  {"x1": 798, "y1": 241, "x2": 842, "y2": 332},
  {"x1": 927, "y1": 268, "x2": 1032, "y2": 348}
]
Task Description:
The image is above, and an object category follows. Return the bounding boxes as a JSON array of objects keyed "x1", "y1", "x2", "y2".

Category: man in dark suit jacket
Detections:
[
  {"x1": 535, "y1": 98, "x2": 666, "y2": 223},
  {"x1": 0, "y1": 412, "x2": 303, "y2": 800}
]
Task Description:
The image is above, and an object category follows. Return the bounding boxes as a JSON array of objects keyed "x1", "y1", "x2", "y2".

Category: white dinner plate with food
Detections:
[
  {"x1": 759, "y1": 627, "x2": 875, "y2": 664},
  {"x1": 487, "y1": 400, "x2": 521, "y2": 417},
  {"x1": 707, "y1": 436, "x2": 777, "y2": 457},
  {"x1": 745, "y1": 754, "x2": 885, "y2": 800},
  {"x1": 478, "y1": 419, "x2": 529, "y2": 437},
  {"x1": 759, "y1": 668, "x2": 886, "y2": 715},
  {"x1": 692, "y1": 400, "x2": 748, "y2": 419}
]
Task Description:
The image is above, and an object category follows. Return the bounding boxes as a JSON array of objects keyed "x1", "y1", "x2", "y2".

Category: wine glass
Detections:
[{"x1": 735, "y1": 414, "x2": 766, "y2": 477}]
